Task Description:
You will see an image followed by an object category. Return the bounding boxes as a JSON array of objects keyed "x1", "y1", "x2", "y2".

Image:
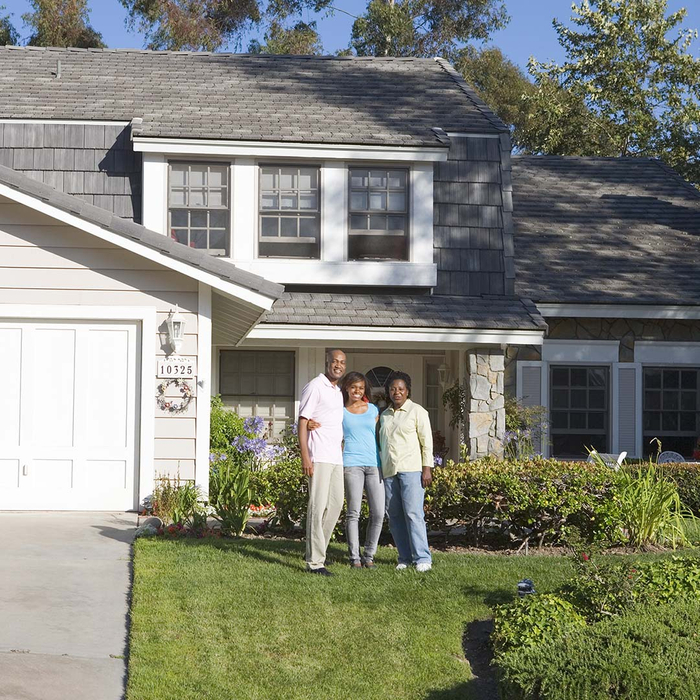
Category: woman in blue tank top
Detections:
[{"x1": 340, "y1": 371, "x2": 384, "y2": 568}]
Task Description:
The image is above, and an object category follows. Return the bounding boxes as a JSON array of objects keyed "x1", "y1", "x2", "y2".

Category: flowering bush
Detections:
[{"x1": 503, "y1": 397, "x2": 547, "y2": 460}]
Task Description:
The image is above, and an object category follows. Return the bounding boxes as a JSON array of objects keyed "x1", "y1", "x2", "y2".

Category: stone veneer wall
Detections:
[
  {"x1": 504, "y1": 317, "x2": 700, "y2": 396},
  {"x1": 467, "y1": 348, "x2": 505, "y2": 458}
]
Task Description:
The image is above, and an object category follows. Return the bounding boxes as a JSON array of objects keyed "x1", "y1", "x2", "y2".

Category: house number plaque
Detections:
[{"x1": 157, "y1": 356, "x2": 197, "y2": 378}]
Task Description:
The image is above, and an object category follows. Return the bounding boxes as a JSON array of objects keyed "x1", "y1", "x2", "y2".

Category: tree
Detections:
[
  {"x1": 454, "y1": 46, "x2": 536, "y2": 150},
  {"x1": 350, "y1": 0, "x2": 508, "y2": 59},
  {"x1": 248, "y1": 19, "x2": 323, "y2": 54},
  {"x1": 0, "y1": 5, "x2": 18, "y2": 45},
  {"x1": 23, "y1": 0, "x2": 105, "y2": 48},
  {"x1": 526, "y1": 0, "x2": 700, "y2": 182},
  {"x1": 120, "y1": 0, "x2": 329, "y2": 51}
]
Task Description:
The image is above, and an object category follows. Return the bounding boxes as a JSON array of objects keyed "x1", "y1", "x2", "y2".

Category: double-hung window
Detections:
[
  {"x1": 169, "y1": 162, "x2": 229, "y2": 255},
  {"x1": 259, "y1": 165, "x2": 320, "y2": 259},
  {"x1": 643, "y1": 367, "x2": 700, "y2": 458},
  {"x1": 349, "y1": 168, "x2": 408, "y2": 260},
  {"x1": 550, "y1": 366, "x2": 609, "y2": 457}
]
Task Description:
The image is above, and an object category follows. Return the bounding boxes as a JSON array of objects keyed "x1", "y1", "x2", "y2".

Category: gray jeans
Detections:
[{"x1": 344, "y1": 466, "x2": 385, "y2": 564}]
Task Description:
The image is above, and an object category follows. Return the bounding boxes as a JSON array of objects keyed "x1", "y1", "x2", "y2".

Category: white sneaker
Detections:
[
  {"x1": 416, "y1": 563, "x2": 432, "y2": 573},
  {"x1": 395, "y1": 563, "x2": 408, "y2": 571}
]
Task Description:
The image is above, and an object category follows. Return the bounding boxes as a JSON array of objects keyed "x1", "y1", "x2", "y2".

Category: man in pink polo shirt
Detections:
[{"x1": 298, "y1": 349, "x2": 346, "y2": 576}]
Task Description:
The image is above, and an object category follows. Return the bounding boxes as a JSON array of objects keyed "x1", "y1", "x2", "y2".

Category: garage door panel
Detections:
[
  {"x1": 31, "y1": 459, "x2": 73, "y2": 491},
  {"x1": 0, "y1": 460, "x2": 20, "y2": 489},
  {"x1": 0, "y1": 328, "x2": 22, "y2": 448},
  {"x1": 85, "y1": 329, "x2": 130, "y2": 449},
  {"x1": 87, "y1": 460, "x2": 127, "y2": 491},
  {"x1": 0, "y1": 320, "x2": 139, "y2": 511},
  {"x1": 31, "y1": 328, "x2": 76, "y2": 448}
]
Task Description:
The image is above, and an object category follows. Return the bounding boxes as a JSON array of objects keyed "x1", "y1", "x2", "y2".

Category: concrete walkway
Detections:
[{"x1": 0, "y1": 512, "x2": 137, "y2": 700}]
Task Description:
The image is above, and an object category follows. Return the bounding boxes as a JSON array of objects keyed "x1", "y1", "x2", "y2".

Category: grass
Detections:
[{"x1": 127, "y1": 537, "x2": 575, "y2": 700}]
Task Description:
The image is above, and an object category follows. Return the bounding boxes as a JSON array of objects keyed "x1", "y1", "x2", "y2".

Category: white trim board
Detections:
[
  {"x1": 132, "y1": 137, "x2": 449, "y2": 162},
  {"x1": 0, "y1": 119, "x2": 131, "y2": 126},
  {"x1": 245, "y1": 324, "x2": 545, "y2": 347},
  {"x1": 446, "y1": 132, "x2": 501, "y2": 139},
  {"x1": 0, "y1": 182, "x2": 277, "y2": 312},
  {"x1": 542, "y1": 340, "x2": 619, "y2": 363},
  {"x1": 0, "y1": 304, "x2": 156, "y2": 509},
  {"x1": 538, "y1": 304, "x2": 700, "y2": 319},
  {"x1": 635, "y1": 342, "x2": 700, "y2": 364}
]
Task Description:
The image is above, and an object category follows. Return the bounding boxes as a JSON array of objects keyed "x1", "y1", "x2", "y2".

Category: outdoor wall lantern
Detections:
[
  {"x1": 166, "y1": 306, "x2": 185, "y2": 353},
  {"x1": 437, "y1": 362, "x2": 452, "y2": 391}
]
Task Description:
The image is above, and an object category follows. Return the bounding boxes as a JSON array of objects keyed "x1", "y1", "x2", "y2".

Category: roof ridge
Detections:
[
  {"x1": 433, "y1": 57, "x2": 508, "y2": 133},
  {"x1": 649, "y1": 158, "x2": 700, "y2": 202},
  {"x1": 0, "y1": 46, "x2": 435, "y2": 60}
]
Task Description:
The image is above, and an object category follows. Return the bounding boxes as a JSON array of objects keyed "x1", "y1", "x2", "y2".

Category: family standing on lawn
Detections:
[{"x1": 298, "y1": 349, "x2": 434, "y2": 577}]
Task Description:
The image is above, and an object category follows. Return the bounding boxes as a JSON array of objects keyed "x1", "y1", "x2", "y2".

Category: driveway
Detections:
[{"x1": 0, "y1": 512, "x2": 137, "y2": 700}]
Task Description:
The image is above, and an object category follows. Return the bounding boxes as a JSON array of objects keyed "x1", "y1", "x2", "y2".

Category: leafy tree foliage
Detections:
[
  {"x1": 350, "y1": 0, "x2": 508, "y2": 59},
  {"x1": 454, "y1": 46, "x2": 536, "y2": 149},
  {"x1": 120, "y1": 0, "x2": 329, "y2": 51},
  {"x1": 248, "y1": 19, "x2": 322, "y2": 54},
  {"x1": 0, "y1": 5, "x2": 18, "y2": 45},
  {"x1": 23, "y1": 0, "x2": 105, "y2": 48},
  {"x1": 527, "y1": 0, "x2": 700, "y2": 182}
]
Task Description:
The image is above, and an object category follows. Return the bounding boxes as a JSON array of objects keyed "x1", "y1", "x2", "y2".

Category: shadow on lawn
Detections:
[{"x1": 423, "y1": 620, "x2": 499, "y2": 700}]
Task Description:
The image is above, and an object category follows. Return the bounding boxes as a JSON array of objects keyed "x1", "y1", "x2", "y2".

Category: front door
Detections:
[{"x1": 343, "y1": 353, "x2": 424, "y2": 407}]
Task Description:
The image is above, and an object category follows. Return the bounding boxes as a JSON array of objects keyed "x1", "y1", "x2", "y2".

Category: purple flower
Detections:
[
  {"x1": 231, "y1": 435, "x2": 268, "y2": 457},
  {"x1": 289, "y1": 422, "x2": 298, "y2": 436},
  {"x1": 434, "y1": 455, "x2": 443, "y2": 467},
  {"x1": 243, "y1": 416, "x2": 266, "y2": 437}
]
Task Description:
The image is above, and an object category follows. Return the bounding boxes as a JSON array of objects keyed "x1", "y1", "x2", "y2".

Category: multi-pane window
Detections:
[
  {"x1": 424, "y1": 360, "x2": 443, "y2": 432},
  {"x1": 169, "y1": 163, "x2": 229, "y2": 255},
  {"x1": 219, "y1": 350, "x2": 295, "y2": 440},
  {"x1": 643, "y1": 368, "x2": 700, "y2": 458},
  {"x1": 349, "y1": 169, "x2": 408, "y2": 260},
  {"x1": 259, "y1": 165, "x2": 320, "y2": 259},
  {"x1": 550, "y1": 366, "x2": 609, "y2": 457}
]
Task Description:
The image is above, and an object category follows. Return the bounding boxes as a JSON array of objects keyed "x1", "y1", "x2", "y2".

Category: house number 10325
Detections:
[{"x1": 157, "y1": 356, "x2": 197, "y2": 378}]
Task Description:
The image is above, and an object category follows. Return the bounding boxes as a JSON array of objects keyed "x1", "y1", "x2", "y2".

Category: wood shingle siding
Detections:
[{"x1": 0, "y1": 123, "x2": 141, "y2": 222}]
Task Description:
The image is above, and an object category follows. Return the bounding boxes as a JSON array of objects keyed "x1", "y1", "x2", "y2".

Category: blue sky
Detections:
[{"x1": 2, "y1": 0, "x2": 699, "y2": 72}]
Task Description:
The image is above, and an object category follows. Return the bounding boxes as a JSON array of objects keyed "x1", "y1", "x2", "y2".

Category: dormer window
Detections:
[
  {"x1": 349, "y1": 168, "x2": 408, "y2": 260},
  {"x1": 168, "y1": 162, "x2": 229, "y2": 255},
  {"x1": 259, "y1": 165, "x2": 320, "y2": 259}
]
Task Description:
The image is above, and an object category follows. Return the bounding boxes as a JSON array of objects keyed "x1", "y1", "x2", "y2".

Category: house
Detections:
[{"x1": 0, "y1": 47, "x2": 697, "y2": 512}]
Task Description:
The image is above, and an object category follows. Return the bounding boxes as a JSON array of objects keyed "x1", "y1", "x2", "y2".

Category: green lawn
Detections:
[{"x1": 127, "y1": 537, "x2": 575, "y2": 700}]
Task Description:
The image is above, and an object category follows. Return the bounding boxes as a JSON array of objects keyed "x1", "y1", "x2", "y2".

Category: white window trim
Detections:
[
  {"x1": 635, "y1": 342, "x2": 700, "y2": 365},
  {"x1": 144, "y1": 156, "x2": 437, "y2": 287},
  {"x1": 542, "y1": 340, "x2": 619, "y2": 364},
  {"x1": 537, "y1": 304, "x2": 700, "y2": 320}
]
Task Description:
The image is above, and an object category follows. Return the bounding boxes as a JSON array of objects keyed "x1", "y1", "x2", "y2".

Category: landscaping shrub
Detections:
[
  {"x1": 495, "y1": 598, "x2": 700, "y2": 700},
  {"x1": 151, "y1": 476, "x2": 205, "y2": 530},
  {"x1": 424, "y1": 457, "x2": 618, "y2": 547},
  {"x1": 491, "y1": 594, "x2": 586, "y2": 656},
  {"x1": 660, "y1": 462, "x2": 700, "y2": 516}
]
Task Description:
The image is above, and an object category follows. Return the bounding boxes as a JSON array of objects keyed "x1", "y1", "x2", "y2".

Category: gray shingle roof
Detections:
[
  {"x1": 512, "y1": 156, "x2": 700, "y2": 305},
  {"x1": 0, "y1": 47, "x2": 506, "y2": 146},
  {"x1": 0, "y1": 163, "x2": 283, "y2": 300},
  {"x1": 263, "y1": 292, "x2": 547, "y2": 331}
]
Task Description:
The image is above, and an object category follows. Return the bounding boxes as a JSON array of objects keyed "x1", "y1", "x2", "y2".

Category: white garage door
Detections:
[{"x1": 0, "y1": 320, "x2": 139, "y2": 511}]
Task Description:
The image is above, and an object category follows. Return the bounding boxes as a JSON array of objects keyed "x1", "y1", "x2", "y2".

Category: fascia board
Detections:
[
  {"x1": 538, "y1": 303, "x2": 700, "y2": 319},
  {"x1": 245, "y1": 324, "x2": 544, "y2": 346},
  {"x1": 0, "y1": 183, "x2": 276, "y2": 312},
  {"x1": 132, "y1": 137, "x2": 449, "y2": 162}
]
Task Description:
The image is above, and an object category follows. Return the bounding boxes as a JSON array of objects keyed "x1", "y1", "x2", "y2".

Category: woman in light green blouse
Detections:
[{"x1": 378, "y1": 371, "x2": 433, "y2": 572}]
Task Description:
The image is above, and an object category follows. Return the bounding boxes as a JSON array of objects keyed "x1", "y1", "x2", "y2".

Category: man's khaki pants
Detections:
[{"x1": 305, "y1": 462, "x2": 344, "y2": 570}]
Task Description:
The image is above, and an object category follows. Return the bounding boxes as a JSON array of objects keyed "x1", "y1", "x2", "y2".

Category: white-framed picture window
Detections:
[
  {"x1": 348, "y1": 168, "x2": 409, "y2": 260},
  {"x1": 168, "y1": 162, "x2": 229, "y2": 255},
  {"x1": 259, "y1": 165, "x2": 320, "y2": 259}
]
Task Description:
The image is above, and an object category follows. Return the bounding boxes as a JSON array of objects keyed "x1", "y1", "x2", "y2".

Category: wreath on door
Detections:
[{"x1": 156, "y1": 378, "x2": 193, "y2": 414}]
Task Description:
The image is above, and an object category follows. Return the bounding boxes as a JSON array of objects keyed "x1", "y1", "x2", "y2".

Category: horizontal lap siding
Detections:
[{"x1": 0, "y1": 201, "x2": 200, "y2": 481}]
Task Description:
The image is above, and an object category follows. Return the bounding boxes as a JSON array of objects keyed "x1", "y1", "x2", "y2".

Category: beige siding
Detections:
[{"x1": 0, "y1": 198, "x2": 200, "y2": 482}]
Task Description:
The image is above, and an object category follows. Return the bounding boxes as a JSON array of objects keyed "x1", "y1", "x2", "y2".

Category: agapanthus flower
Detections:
[
  {"x1": 243, "y1": 415, "x2": 266, "y2": 437},
  {"x1": 434, "y1": 455, "x2": 443, "y2": 467}
]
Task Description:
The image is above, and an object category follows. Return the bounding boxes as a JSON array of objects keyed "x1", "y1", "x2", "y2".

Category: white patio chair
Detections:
[
  {"x1": 657, "y1": 451, "x2": 686, "y2": 464},
  {"x1": 587, "y1": 450, "x2": 627, "y2": 470}
]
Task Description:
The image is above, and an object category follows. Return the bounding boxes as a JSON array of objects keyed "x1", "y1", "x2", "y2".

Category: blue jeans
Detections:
[{"x1": 384, "y1": 471, "x2": 431, "y2": 566}]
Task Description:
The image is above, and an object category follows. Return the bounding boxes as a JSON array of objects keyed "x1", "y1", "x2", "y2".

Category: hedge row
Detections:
[{"x1": 495, "y1": 597, "x2": 700, "y2": 700}]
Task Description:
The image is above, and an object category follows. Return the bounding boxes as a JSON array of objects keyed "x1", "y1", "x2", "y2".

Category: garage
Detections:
[{"x1": 0, "y1": 320, "x2": 139, "y2": 511}]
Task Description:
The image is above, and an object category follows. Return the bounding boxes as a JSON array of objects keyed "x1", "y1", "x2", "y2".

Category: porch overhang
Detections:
[{"x1": 243, "y1": 323, "x2": 544, "y2": 348}]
